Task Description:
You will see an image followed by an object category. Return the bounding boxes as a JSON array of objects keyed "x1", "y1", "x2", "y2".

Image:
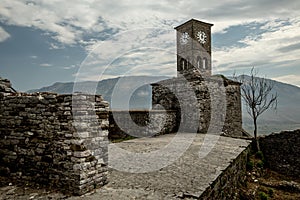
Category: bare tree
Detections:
[{"x1": 234, "y1": 67, "x2": 277, "y2": 151}]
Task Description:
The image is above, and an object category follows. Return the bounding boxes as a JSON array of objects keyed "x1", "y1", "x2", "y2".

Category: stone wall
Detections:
[
  {"x1": 201, "y1": 144, "x2": 251, "y2": 199},
  {"x1": 259, "y1": 129, "x2": 300, "y2": 178},
  {"x1": 0, "y1": 77, "x2": 16, "y2": 93},
  {"x1": 109, "y1": 110, "x2": 178, "y2": 139},
  {"x1": 0, "y1": 92, "x2": 109, "y2": 195},
  {"x1": 152, "y1": 75, "x2": 242, "y2": 137}
]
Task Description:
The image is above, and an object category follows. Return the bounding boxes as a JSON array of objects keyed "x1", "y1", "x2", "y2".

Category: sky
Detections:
[{"x1": 0, "y1": 0, "x2": 300, "y2": 91}]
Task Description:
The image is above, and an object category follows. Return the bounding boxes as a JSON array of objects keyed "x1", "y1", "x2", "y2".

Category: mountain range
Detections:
[{"x1": 28, "y1": 75, "x2": 300, "y2": 135}]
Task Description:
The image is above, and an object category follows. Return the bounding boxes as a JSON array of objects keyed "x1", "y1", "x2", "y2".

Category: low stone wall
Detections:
[
  {"x1": 108, "y1": 110, "x2": 178, "y2": 139},
  {"x1": 259, "y1": 129, "x2": 300, "y2": 178},
  {"x1": 0, "y1": 77, "x2": 15, "y2": 93},
  {"x1": 201, "y1": 144, "x2": 251, "y2": 199},
  {"x1": 0, "y1": 92, "x2": 109, "y2": 195}
]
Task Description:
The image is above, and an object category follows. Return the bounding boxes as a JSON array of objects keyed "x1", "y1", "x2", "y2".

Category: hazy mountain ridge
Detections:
[
  {"x1": 28, "y1": 75, "x2": 300, "y2": 134},
  {"x1": 28, "y1": 76, "x2": 170, "y2": 110}
]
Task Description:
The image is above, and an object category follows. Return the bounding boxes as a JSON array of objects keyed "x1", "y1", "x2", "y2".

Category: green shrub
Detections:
[
  {"x1": 246, "y1": 161, "x2": 254, "y2": 170},
  {"x1": 256, "y1": 160, "x2": 264, "y2": 168},
  {"x1": 255, "y1": 151, "x2": 264, "y2": 159},
  {"x1": 268, "y1": 188, "x2": 274, "y2": 197},
  {"x1": 258, "y1": 191, "x2": 269, "y2": 200}
]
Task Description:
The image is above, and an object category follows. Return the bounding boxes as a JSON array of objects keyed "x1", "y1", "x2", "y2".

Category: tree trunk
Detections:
[{"x1": 253, "y1": 118, "x2": 260, "y2": 151}]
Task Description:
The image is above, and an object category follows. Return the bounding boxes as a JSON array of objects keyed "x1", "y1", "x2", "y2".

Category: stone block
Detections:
[
  {"x1": 73, "y1": 150, "x2": 91, "y2": 158},
  {"x1": 73, "y1": 131, "x2": 89, "y2": 138}
]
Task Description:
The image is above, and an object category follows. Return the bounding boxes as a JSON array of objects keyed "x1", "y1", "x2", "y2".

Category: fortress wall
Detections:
[
  {"x1": 108, "y1": 110, "x2": 178, "y2": 139},
  {"x1": 259, "y1": 129, "x2": 300, "y2": 178},
  {"x1": 223, "y1": 83, "x2": 243, "y2": 136},
  {"x1": 201, "y1": 144, "x2": 251, "y2": 199},
  {"x1": 0, "y1": 92, "x2": 109, "y2": 195},
  {"x1": 152, "y1": 76, "x2": 242, "y2": 137}
]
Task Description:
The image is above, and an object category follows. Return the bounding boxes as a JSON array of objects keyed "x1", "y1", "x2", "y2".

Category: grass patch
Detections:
[
  {"x1": 255, "y1": 151, "x2": 264, "y2": 160},
  {"x1": 258, "y1": 191, "x2": 269, "y2": 200}
]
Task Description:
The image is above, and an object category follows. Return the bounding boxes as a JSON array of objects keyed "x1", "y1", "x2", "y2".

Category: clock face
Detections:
[
  {"x1": 180, "y1": 32, "x2": 190, "y2": 45},
  {"x1": 197, "y1": 31, "x2": 207, "y2": 44}
]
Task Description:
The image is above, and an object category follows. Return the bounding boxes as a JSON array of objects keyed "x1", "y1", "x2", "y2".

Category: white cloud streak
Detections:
[
  {"x1": 30, "y1": 55, "x2": 38, "y2": 59},
  {"x1": 273, "y1": 75, "x2": 300, "y2": 87},
  {"x1": 40, "y1": 63, "x2": 52, "y2": 67},
  {"x1": 0, "y1": 27, "x2": 10, "y2": 42}
]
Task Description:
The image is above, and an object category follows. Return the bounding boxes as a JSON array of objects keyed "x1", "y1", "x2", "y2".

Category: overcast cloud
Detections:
[
  {"x1": 0, "y1": 0, "x2": 300, "y2": 89},
  {"x1": 2, "y1": 0, "x2": 299, "y2": 44}
]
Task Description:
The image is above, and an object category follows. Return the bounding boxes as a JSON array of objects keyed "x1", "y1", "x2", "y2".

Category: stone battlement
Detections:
[
  {"x1": 259, "y1": 129, "x2": 300, "y2": 178},
  {"x1": 0, "y1": 77, "x2": 16, "y2": 93},
  {"x1": 0, "y1": 91, "x2": 109, "y2": 195}
]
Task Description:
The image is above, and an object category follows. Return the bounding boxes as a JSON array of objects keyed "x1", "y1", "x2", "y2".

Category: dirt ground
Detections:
[
  {"x1": 0, "y1": 177, "x2": 68, "y2": 200},
  {"x1": 239, "y1": 153, "x2": 300, "y2": 200}
]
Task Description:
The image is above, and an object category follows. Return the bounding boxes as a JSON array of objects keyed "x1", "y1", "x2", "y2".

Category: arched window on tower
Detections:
[
  {"x1": 197, "y1": 56, "x2": 202, "y2": 69},
  {"x1": 203, "y1": 58, "x2": 208, "y2": 70},
  {"x1": 180, "y1": 58, "x2": 187, "y2": 70},
  {"x1": 186, "y1": 57, "x2": 190, "y2": 69}
]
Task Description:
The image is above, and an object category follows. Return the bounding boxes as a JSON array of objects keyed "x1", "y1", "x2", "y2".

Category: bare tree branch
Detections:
[{"x1": 233, "y1": 67, "x2": 278, "y2": 151}]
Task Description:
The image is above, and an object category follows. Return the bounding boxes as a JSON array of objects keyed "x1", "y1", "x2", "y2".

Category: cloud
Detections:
[
  {"x1": 0, "y1": 0, "x2": 115, "y2": 47},
  {"x1": 0, "y1": 27, "x2": 10, "y2": 42},
  {"x1": 40, "y1": 63, "x2": 52, "y2": 67},
  {"x1": 273, "y1": 75, "x2": 300, "y2": 87},
  {"x1": 49, "y1": 43, "x2": 64, "y2": 50},
  {"x1": 277, "y1": 42, "x2": 300, "y2": 53},
  {"x1": 63, "y1": 64, "x2": 77, "y2": 70},
  {"x1": 30, "y1": 55, "x2": 38, "y2": 59},
  {"x1": 1, "y1": 0, "x2": 299, "y2": 49},
  {"x1": 213, "y1": 17, "x2": 300, "y2": 73},
  {"x1": 76, "y1": 28, "x2": 176, "y2": 81}
]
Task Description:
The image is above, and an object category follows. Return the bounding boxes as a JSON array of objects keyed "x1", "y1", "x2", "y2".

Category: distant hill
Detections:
[
  {"x1": 28, "y1": 75, "x2": 300, "y2": 135},
  {"x1": 28, "y1": 76, "x2": 170, "y2": 110}
]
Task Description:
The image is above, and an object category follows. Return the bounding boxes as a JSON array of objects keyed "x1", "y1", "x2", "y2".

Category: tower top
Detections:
[
  {"x1": 175, "y1": 19, "x2": 213, "y2": 77},
  {"x1": 174, "y1": 19, "x2": 213, "y2": 30}
]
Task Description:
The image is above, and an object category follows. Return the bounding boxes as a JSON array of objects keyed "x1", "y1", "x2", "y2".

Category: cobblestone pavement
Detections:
[
  {"x1": 0, "y1": 134, "x2": 250, "y2": 199},
  {"x1": 71, "y1": 133, "x2": 250, "y2": 200}
]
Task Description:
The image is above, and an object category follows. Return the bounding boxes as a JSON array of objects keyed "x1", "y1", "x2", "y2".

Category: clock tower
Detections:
[{"x1": 175, "y1": 19, "x2": 213, "y2": 78}]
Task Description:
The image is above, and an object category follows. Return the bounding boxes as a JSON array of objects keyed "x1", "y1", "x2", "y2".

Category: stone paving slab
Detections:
[{"x1": 70, "y1": 133, "x2": 251, "y2": 200}]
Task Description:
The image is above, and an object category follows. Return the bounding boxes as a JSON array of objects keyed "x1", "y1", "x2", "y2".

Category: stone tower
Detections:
[
  {"x1": 175, "y1": 19, "x2": 213, "y2": 78},
  {"x1": 152, "y1": 19, "x2": 243, "y2": 137}
]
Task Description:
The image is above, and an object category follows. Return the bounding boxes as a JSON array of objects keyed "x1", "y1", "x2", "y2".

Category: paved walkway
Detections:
[{"x1": 70, "y1": 133, "x2": 250, "y2": 200}]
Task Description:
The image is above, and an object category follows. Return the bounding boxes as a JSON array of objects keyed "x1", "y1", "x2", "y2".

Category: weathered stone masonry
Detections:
[
  {"x1": 108, "y1": 110, "x2": 178, "y2": 139},
  {"x1": 109, "y1": 75, "x2": 243, "y2": 139},
  {"x1": 152, "y1": 75, "x2": 243, "y2": 137},
  {"x1": 201, "y1": 144, "x2": 251, "y2": 199},
  {"x1": 259, "y1": 129, "x2": 300, "y2": 178},
  {"x1": 0, "y1": 78, "x2": 109, "y2": 195},
  {"x1": 0, "y1": 77, "x2": 16, "y2": 93}
]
